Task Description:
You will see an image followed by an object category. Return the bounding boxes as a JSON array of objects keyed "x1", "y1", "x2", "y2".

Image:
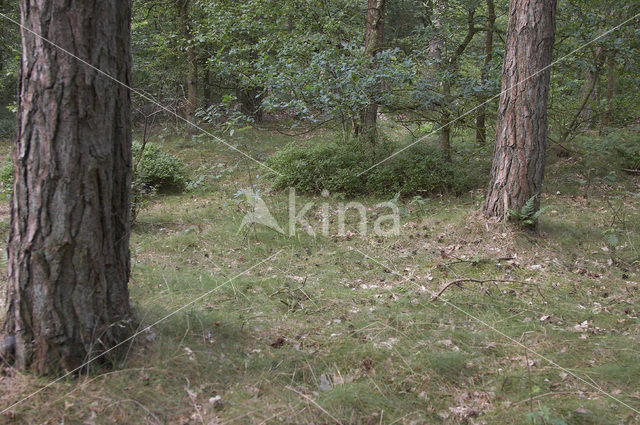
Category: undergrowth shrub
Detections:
[
  {"x1": 589, "y1": 129, "x2": 640, "y2": 171},
  {"x1": 617, "y1": 144, "x2": 640, "y2": 170},
  {"x1": 132, "y1": 142, "x2": 188, "y2": 192},
  {"x1": 266, "y1": 139, "x2": 488, "y2": 197},
  {"x1": 365, "y1": 144, "x2": 472, "y2": 196},
  {"x1": 266, "y1": 142, "x2": 365, "y2": 195},
  {"x1": 546, "y1": 128, "x2": 640, "y2": 193},
  {"x1": 131, "y1": 142, "x2": 188, "y2": 223}
]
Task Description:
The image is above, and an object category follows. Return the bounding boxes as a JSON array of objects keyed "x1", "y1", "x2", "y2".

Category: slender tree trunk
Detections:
[
  {"x1": 177, "y1": 0, "x2": 198, "y2": 123},
  {"x1": 440, "y1": 115, "x2": 451, "y2": 161},
  {"x1": 484, "y1": 0, "x2": 557, "y2": 220},
  {"x1": 360, "y1": 0, "x2": 386, "y2": 146},
  {"x1": 427, "y1": 1, "x2": 448, "y2": 157},
  {"x1": 236, "y1": 85, "x2": 265, "y2": 123},
  {"x1": 601, "y1": 50, "x2": 615, "y2": 131},
  {"x1": 1, "y1": 0, "x2": 134, "y2": 374},
  {"x1": 475, "y1": 0, "x2": 495, "y2": 144},
  {"x1": 203, "y1": 67, "x2": 211, "y2": 104},
  {"x1": 580, "y1": 46, "x2": 603, "y2": 128},
  {"x1": 440, "y1": 82, "x2": 453, "y2": 162},
  {"x1": 559, "y1": 69, "x2": 598, "y2": 144},
  {"x1": 430, "y1": 3, "x2": 478, "y2": 160}
]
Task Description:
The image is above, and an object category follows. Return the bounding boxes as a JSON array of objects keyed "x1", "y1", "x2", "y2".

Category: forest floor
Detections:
[{"x1": 0, "y1": 125, "x2": 639, "y2": 425}]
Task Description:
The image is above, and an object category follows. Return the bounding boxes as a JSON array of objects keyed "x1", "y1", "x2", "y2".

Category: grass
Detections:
[{"x1": 0, "y1": 124, "x2": 639, "y2": 424}]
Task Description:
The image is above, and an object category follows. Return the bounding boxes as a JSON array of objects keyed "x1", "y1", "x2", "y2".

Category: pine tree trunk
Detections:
[
  {"x1": 360, "y1": 0, "x2": 386, "y2": 146},
  {"x1": 475, "y1": 0, "x2": 495, "y2": 144},
  {"x1": 1, "y1": 0, "x2": 134, "y2": 374},
  {"x1": 484, "y1": 0, "x2": 557, "y2": 220}
]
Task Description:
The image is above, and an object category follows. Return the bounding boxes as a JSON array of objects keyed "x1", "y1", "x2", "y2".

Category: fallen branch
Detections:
[
  {"x1": 431, "y1": 278, "x2": 543, "y2": 301},
  {"x1": 622, "y1": 168, "x2": 640, "y2": 175},
  {"x1": 444, "y1": 256, "x2": 515, "y2": 266}
]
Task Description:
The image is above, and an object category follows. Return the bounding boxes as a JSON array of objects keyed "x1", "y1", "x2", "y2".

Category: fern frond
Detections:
[{"x1": 521, "y1": 195, "x2": 537, "y2": 218}]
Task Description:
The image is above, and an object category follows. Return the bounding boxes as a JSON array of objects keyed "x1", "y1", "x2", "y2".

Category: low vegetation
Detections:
[
  {"x1": 267, "y1": 139, "x2": 490, "y2": 197},
  {"x1": 1, "y1": 126, "x2": 638, "y2": 424}
]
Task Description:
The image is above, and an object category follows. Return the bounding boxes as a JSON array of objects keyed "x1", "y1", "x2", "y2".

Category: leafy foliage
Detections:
[
  {"x1": 266, "y1": 139, "x2": 487, "y2": 197},
  {"x1": 133, "y1": 142, "x2": 189, "y2": 192},
  {"x1": 266, "y1": 141, "x2": 366, "y2": 196}
]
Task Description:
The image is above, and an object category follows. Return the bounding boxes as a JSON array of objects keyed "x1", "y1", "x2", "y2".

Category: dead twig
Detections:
[
  {"x1": 431, "y1": 278, "x2": 527, "y2": 301},
  {"x1": 286, "y1": 386, "x2": 343, "y2": 425},
  {"x1": 444, "y1": 256, "x2": 515, "y2": 266}
]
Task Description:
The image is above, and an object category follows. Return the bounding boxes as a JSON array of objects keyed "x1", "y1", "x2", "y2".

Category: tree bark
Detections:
[
  {"x1": 1, "y1": 0, "x2": 134, "y2": 374},
  {"x1": 475, "y1": 0, "x2": 495, "y2": 144},
  {"x1": 484, "y1": 0, "x2": 557, "y2": 220},
  {"x1": 176, "y1": 0, "x2": 198, "y2": 123},
  {"x1": 360, "y1": 0, "x2": 386, "y2": 146}
]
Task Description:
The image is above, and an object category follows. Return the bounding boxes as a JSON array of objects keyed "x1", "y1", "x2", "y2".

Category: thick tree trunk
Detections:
[
  {"x1": 177, "y1": 0, "x2": 198, "y2": 123},
  {"x1": 360, "y1": 0, "x2": 386, "y2": 146},
  {"x1": 475, "y1": 0, "x2": 495, "y2": 144},
  {"x1": 1, "y1": 0, "x2": 134, "y2": 374},
  {"x1": 484, "y1": 0, "x2": 557, "y2": 220}
]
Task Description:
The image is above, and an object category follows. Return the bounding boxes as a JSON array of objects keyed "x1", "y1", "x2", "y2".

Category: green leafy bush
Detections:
[
  {"x1": 364, "y1": 144, "x2": 472, "y2": 196},
  {"x1": 266, "y1": 142, "x2": 365, "y2": 196},
  {"x1": 130, "y1": 142, "x2": 188, "y2": 223},
  {"x1": 132, "y1": 142, "x2": 188, "y2": 192},
  {"x1": 266, "y1": 140, "x2": 487, "y2": 197}
]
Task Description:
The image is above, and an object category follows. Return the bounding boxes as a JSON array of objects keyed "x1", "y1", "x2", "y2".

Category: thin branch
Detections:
[
  {"x1": 431, "y1": 277, "x2": 544, "y2": 301},
  {"x1": 286, "y1": 386, "x2": 343, "y2": 425}
]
